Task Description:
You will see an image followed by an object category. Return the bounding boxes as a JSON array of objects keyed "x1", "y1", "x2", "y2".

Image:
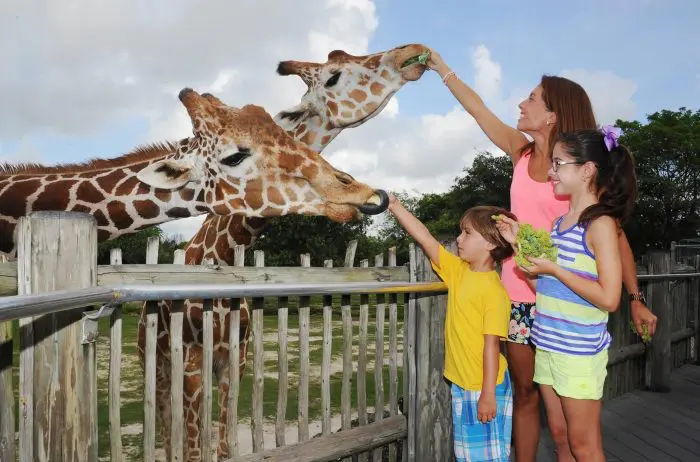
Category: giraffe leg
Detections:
[
  {"x1": 184, "y1": 365, "x2": 204, "y2": 462},
  {"x1": 216, "y1": 365, "x2": 230, "y2": 459},
  {"x1": 155, "y1": 354, "x2": 173, "y2": 461}
]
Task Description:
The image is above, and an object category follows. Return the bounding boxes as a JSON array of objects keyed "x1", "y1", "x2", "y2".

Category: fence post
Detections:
[
  {"x1": 647, "y1": 250, "x2": 672, "y2": 392},
  {"x1": 17, "y1": 211, "x2": 98, "y2": 461},
  {"x1": 413, "y1": 242, "x2": 452, "y2": 462},
  {"x1": 0, "y1": 254, "x2": 13, "y2": 462},
  {"x1": 694, "y1": 255, "x2": 700, "y2": 365}
]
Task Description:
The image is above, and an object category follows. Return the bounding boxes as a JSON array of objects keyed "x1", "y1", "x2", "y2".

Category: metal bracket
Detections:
[{"x1": 81, "y1": 303, "x2": 118, "y2": 344}]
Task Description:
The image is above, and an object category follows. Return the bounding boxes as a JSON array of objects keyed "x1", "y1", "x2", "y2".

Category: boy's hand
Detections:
[
  {"x1": 494, "y1": 214, "x2": 519, "y2": 245},
  {"x1": 387, "y1": 193, "x2": 401, "y2": 211},
  {"x1": 477, "y1": 392, "x2": 497, "y2": 423}
]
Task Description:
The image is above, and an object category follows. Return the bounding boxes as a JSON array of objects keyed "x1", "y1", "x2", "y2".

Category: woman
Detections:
[{"x1": 426, "y1": 49, "x2": 658, "y2": 461}]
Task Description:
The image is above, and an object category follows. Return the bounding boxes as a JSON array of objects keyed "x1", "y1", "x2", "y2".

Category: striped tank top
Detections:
[{"x1": 531, "y1": 216, "x2": 611, "y2": 355}]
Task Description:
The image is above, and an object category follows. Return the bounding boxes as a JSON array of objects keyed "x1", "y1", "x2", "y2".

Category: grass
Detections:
[{"x1": 6, "y1": 293, "x2": 407, "y2": 460}]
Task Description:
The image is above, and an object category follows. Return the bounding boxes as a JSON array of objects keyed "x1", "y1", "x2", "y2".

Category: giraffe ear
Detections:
[{"x1": 137, "y1": 159, "x2": 195, "y2": 190}]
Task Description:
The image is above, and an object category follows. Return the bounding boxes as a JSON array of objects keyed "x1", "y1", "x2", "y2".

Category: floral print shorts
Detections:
[{"x1": 508, "y1": 302, "x2": 536, "y2": 344}]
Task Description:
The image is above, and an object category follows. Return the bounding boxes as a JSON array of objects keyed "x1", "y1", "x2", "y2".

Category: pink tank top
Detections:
[{"x1": 502, "y1": 150, "x2": 569, "y2": 303}]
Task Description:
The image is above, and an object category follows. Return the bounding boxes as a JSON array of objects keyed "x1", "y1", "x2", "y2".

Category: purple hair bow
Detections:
[{"x1": 601, "y1": 125, "x2": 622, "y2": 151}]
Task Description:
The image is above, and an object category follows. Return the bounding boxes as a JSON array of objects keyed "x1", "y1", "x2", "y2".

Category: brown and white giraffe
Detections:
[
  {"x1": 0, "y1": 88, "x2": 388, "y2": 260},
  {"x1": 142, "y1": 44, "x2": 429, "y2": 461}
]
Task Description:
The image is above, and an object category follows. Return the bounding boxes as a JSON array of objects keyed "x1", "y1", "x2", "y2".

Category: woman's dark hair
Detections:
[
  {"x1": 519, "y1": 75, "x2": 598, "y2": 159},
  {"x1": 556, "y1": 129, "x2": 637, "y2": 226}
]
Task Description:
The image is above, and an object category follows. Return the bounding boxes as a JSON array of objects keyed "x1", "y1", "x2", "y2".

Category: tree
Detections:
[
  {"x1": 617, "y1": 108, "x2": 700, "y2": 254},
  {"x1": 372, "y1": 152, "x2": 514, "y2": 265},
  {"x1": 97, "y1": 226, "x2": 185, "y2": 264},
  {"x1": 448, "y1": 151, "x2": 513, "y2": 217},
  {"x1": 249, "y1": 215, "x2": 376, "y2": 267}
]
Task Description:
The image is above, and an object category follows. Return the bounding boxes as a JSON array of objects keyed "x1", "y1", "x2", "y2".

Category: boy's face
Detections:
[{"x1": 456, "y1": 220, "x2": 494, "y2": 262}]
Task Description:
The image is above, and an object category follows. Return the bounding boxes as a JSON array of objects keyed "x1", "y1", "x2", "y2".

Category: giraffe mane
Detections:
[{"x1": 0, "y1": 141, "x2": 181, "y2": 174}]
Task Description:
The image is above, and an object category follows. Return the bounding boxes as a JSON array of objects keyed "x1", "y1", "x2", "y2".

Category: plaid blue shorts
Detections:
[{"x1": 451, "y1": 370, "x2": 513, "y2": 462}]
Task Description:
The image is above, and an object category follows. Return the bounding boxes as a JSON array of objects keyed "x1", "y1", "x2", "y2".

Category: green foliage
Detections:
[
  {"x1": 97, "y1": 227, "x2": 186, "y2": 264},
  {"x1": 514, "y1": 223, "x2": 557, "y2": 267},
  {"x1": 617, "y1": 108, "x2": 700, "y2": 255},
  {"x1": 629, "y1": 320, "x2": 651, "y2": 343},
  {"x1": 249, "y1": 215, "x2": 377, "y2": 267}
]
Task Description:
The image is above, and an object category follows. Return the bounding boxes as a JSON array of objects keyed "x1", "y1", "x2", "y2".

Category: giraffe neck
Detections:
[
  {"x1": 280, "y1": 112, "x2": 342, "y2": 153},
  {"x1": 0, "y1": 154, "x2": 211, "y2": 256},
  {"x1": 182, "y1": 107, "x2": 340, "y2": 266}
]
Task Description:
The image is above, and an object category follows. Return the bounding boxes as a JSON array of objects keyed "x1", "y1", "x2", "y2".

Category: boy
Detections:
[{"x1": 387, "y1": 194, "x2": 515, "y2": 462}]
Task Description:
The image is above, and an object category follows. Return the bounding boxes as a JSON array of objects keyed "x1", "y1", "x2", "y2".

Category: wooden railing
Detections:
[{"x1": 0, "y1": 212, "x2": 698, "y2": 462}]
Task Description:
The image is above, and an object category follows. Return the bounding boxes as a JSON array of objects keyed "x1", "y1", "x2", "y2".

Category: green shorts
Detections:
[{"x1": 533, "y1": 348, "x2": 608, "y2": 400}]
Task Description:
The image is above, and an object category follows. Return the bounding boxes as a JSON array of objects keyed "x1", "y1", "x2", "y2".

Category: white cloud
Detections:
[
  {"x1": 472, "y1": 45, "x2": 502, "y2": 102},
  {"x1": 560, "y1": 69, "x2": 638, "y2": 124},
  {"x1": 0, "y1": 3, "x2": 640, "y2": 242}
]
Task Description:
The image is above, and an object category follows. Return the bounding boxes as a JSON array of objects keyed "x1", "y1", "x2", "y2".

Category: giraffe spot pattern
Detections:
[
  {"x1": 93, "y1": 209, "x2": 110, "y2": 227},
  {"x1": 34, "y1": 180, "x2": 77, "y2": 211},
  {"x1": 244, "y1": 179, "x2": 264, "y2": 209},
  {"x1": 370, "y1": 81, "x2": 385, "y2": 96},
  {"x1": 107, "y1": 201, "x2": 134, "y2": 229},
  {"x1": 134, "y1": 200, "x2": 161, "y2": 219},
  {"x1": 166, "y1": 208, "x2": 191, "y2": 219},
  {"x1": 76, "y1": 181, "x2": 106, "y2": 204},
  {"x1": 349, "y1": 89, "x2": 367, "y2": 102},
  {"x1": 327, "y1": 100, "x2": 339, "y2": 116},
  {"x1": 95, "y1": 170, "x2": 127, "y2": 194},
  {"x1": 0, "y1": 179, "x2": 41, "y2": 217},
  {"x1": 267, "y1": 187, "x2": 285, "y2": 206}
]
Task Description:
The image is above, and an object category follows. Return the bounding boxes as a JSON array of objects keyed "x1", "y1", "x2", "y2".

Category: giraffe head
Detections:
[
  {"x1": 137, "y1": 89, "x2": 388, "y2": 222},
  {"x1": 274, "y1": 44, "x2": 429, "y2": 149}
]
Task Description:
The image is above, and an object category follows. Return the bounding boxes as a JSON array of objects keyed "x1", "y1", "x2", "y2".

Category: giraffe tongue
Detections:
[{"x1": 358, "y1": 190, "x2": 389, "y2": 215}]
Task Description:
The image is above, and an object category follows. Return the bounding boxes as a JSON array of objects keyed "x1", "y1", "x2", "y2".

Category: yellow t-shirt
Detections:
[{"x1": 431, "y1": 245, "x2": 510, "y2": 391}]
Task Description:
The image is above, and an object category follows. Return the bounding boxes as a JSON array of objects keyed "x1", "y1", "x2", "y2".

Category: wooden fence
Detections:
[{"x1": 0, "y1": 211, "x2": 698, "y2": 462}]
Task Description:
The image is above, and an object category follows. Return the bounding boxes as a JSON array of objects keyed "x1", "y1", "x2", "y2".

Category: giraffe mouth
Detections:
[{"x1": 357, "y1": 189, "x2": 389, "y2": 215}]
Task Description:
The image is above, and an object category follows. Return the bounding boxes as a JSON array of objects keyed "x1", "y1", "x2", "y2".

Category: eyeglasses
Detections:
[{"x1": 551, "y1": 158, "x2": 585, "y2": 173}]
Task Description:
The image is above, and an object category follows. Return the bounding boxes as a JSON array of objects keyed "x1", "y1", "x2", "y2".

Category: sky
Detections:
[{"x1": 1, "y1": 0, "x2": 698, "y2": 240}]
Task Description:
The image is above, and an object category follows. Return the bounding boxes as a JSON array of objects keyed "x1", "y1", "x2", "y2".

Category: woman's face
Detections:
[{"x1": 517, "y1": 84, "x2": 555, "y2": 134}]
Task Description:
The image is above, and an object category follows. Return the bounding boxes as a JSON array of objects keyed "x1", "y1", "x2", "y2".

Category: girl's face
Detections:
[
  {"x1": 517, "y1": 84, "x2": 555, "y2": 134},
  {"x1": 549, "y1": 142, "x2": 589, "y2": 196}
]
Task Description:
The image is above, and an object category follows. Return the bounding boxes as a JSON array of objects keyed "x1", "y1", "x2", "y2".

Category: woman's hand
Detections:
[
  {"x1": 494, "y1": 215, "x2": 519, "y2": 245},
  {"x1": 426, "y1": 48, "x2": 449, "y2": 75},
  {"x1": 631, "y1": 301, "x2": 658, "y2": 337}
]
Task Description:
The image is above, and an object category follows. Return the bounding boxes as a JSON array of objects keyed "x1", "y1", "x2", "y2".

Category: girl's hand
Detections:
[
  {"x1": 494, "y1": 215, "x2": 519, "y2": 245},
  {"x1": 519, "y1": 256, "x2": 559, "y2": 276}
]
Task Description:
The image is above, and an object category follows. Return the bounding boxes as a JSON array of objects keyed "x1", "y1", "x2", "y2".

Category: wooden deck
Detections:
[{"x1": 535, "y1": 364, "x2": 700, "y2": 462}]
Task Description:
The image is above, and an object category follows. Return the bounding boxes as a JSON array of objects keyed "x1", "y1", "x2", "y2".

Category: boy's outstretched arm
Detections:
[{"x1": 387, "y1": 194, "x2": 440, "y2": 265}]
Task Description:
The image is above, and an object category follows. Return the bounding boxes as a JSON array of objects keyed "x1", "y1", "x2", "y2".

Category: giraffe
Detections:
[
  {"x1": 142, "y1": 44, "x2": 430, "y2": 461},
  {"x1": 0, "y1": 88, "x2": 388, "y2": 261}
]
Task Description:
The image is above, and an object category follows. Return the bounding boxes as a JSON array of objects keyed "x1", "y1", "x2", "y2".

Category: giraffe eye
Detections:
[
  {"x1": 325, "y1": 72, "x2": 341, "y2": 87},
  {"x1": 221, "y1": 150, "x2": 251, "y2": 167}
]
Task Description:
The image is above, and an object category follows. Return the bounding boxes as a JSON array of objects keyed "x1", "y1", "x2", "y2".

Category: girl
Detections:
[
  {"x1": 425, "y1": 48, "x2": 655, "y2": 461},
  {"x1": 496, "y1": 127, "x2": 637, "y2": 461}
]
